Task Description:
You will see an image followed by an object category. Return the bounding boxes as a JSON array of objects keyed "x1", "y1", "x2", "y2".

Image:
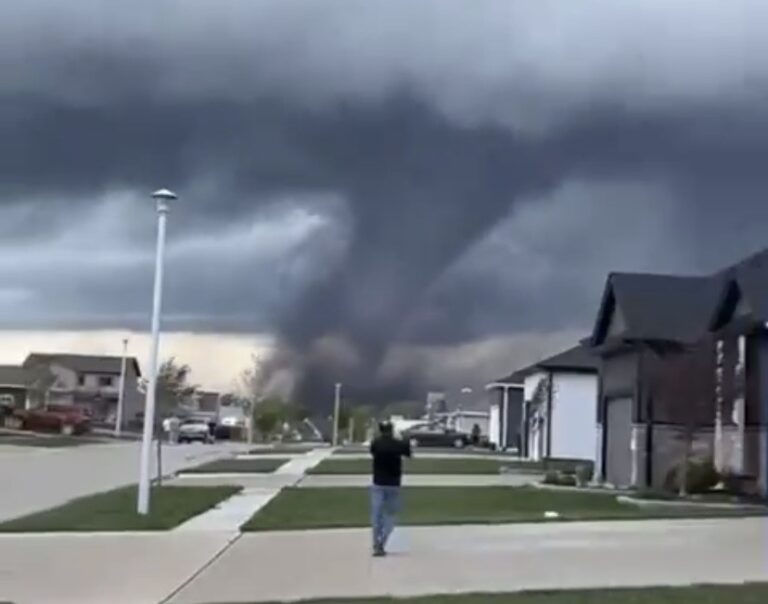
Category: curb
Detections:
[{"x1": 617, "y1": 495, "x2": 768, "y2": 511}]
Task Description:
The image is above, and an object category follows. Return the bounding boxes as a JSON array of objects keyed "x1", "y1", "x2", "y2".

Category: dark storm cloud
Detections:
[{"x1": 4, "y1": 0, "x2": 768, "y2": 403}]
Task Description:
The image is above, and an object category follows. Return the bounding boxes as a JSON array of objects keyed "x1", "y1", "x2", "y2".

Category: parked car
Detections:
[
  {"x1": 16, "y1": 405, "x2": 91, "y2": 435},
  {"x1": 178, "y1": 418, "x2": 214, "y2": 444},
  {"x1": 401, "y1": 424, "x2": 471, "y2": 449}
]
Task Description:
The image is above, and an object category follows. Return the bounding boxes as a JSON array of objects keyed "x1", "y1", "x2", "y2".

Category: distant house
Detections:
[
  {"x1": 436, "y1": 409, "x2": 490, "y2": 436},
  {"x1": 490, "y1": 346, "x2": 599, "y2": 461},
  {"x1": 22, "y1": 353, "x2": 143, "y2": 425},
  {"x1": 516, "y1": 345, "x2": 599, "y2": 463},
  {"x1": 193, "y1": 390, "x2": 221, "y2": 414},
  {"x1": 0, "y1": 365, "x2": 29, "y2": 410},
  {"x1": 485, "y1": 374, "x2": 525, "y2": 452}
]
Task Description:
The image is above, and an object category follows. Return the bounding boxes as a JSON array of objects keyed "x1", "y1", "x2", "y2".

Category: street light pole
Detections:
[
  {"x1": 137, "y1": 188, "x2": 176, "y2": 515},
  {"x1": 332, "y1": 382, "x2": 342, "y2": 446},
  {"x1": 115, "y1": 337, "x2": 129, "y2": 438}
]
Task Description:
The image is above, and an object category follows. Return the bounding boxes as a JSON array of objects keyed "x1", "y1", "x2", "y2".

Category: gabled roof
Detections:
[
  {"x1": 711, "y1": 248, "x2": 768, "y2": 328},
  {"x1": 0, "y1": 365, "x2": 28, "y2": 387},
  {"x1": 23, "y1": 353, "x2": 141, "y2": 377},
  {"x1": 591, "y1": 272, "x2": 719, "y2": 346},
  {"x1": 536, "y1": 345, "x2": 599, "y2": 373},
  {"x1": 488, "y1": 369, "x2": 528, "y2": 387},
  {"x1": 490, "y1": 344, "x2": 598, "y2": 386}
]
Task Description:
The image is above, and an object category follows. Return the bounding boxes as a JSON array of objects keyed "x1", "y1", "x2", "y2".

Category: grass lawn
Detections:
[
  {"x1": 317, "y1": 456, "x2": 591, "y2": 475},
  {"x1": 310, "y1": 457, "x2": 513, "y2": 475},
  {"x1": 248, "y1": 446, "x2": 319, "y2": 455},
  {"x1": 179, "y1": 458, "x2": 290, "y2": 474},
  {"x1": 0, "y1": 485, "x2": 241, "y2": 532},
  {"x1": 332, "y1": 447, "x2": 515, "y2": 457},
  {"x1": 241, "y1": 584, "x2": 768, "y2": 603},
  {"x1": 241, "y1": 486, "x2": 767, "y2": 531}
]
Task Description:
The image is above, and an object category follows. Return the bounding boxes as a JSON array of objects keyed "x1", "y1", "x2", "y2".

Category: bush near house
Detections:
[
  {"x1": 543, "y1": 471, "x2": 577, "y2": 487},
  {"x1": 664, "y1": 458, "x2": 720, "y2": 495}
]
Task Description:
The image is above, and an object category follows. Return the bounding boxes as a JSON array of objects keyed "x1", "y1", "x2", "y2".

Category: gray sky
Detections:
[{"x1": 2, "y1": 0, "x2": 768, "y2": 403}]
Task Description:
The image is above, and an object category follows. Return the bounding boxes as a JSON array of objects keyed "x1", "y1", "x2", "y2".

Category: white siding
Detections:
[
  {"x1": 550, "y1": 372, "x2": 598, "y2": 461},
  {"x1": 523, "y1": 371, "x2": 547, "y2": 402},
  {"x1": 523, "y1": 371, "x2": 548, "y2": 460},
  {"x1": 488, "y1": 403, "x2": 500, "y2": 448}
]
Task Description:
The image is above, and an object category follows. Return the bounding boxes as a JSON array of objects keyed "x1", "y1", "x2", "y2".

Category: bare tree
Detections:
[
  {"x1": 25, "y1": 364, "x2": 57, "y2": 408},
  {"x1": 140, "y1": 357, "x2": 198, "y2": 416}
]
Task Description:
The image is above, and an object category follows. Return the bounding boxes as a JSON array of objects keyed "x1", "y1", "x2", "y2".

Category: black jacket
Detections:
[{"x1": 370, "y1": 435, "x2": 411, "y2": 486}]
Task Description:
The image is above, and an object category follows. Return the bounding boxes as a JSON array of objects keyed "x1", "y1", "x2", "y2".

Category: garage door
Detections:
[{"x1": 605, "y1": 397, "x2": 633, "y2": 488}]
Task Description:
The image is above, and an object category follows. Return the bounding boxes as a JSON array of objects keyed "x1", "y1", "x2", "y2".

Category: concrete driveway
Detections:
[
  {"x1": 1, "y1": 516, "x2": 766, "y2": 603},
  {"x1": 0, "y1": 532, "x2": 234, "y2": 604},
  {"x1": 0, "y1": 440, "x2": 246, "y2": 522},
  {"x1": 170, "y1": 517, "x2": 768, "y2": 603}
]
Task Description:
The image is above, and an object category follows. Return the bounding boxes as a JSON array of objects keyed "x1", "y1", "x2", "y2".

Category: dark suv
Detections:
[{"x1": 401, "y1": 424, "x2": 471, "y2": 449}]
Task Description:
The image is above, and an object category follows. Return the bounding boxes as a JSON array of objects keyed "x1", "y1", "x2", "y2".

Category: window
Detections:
[
  {"x1": 0, "y1": 394, "x2": 15, "y2": 406},
  {"x1": 98, "y1": 375, "x2": 114, "y2": 387},
  {"x1": 77, "y1": 374, "x2": 86, "y2": 386}
]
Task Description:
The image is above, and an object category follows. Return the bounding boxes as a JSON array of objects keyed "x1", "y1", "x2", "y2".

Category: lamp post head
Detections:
[{"x1": 152, "y1": 188, "x2": 177, "y2": 213}]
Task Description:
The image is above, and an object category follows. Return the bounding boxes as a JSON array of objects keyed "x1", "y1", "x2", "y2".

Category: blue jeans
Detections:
[{"x1": 370, "y1": 484, "x2": 400, "y2": 550}]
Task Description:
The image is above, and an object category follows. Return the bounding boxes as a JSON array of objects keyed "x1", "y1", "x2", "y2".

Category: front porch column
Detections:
[
  {"x1": 733, "y1": 335, "x2": 747, "y2": 474},
  {"x1": 593, "y1": 423, "x2": 604, "y2": 484},
  {"x1": 714, "y1": 339, "x2": 725, "y2": 473},
  {"x1": 630, "y1": 424, "x2": 648, "y2": 489}
]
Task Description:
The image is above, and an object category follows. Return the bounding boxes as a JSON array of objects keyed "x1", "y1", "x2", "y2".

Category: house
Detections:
[
  {"x1": 485, "y1": 377, "x2": 525, "y2": 451},
  {"x1": 436, "y1": 409, "x2": 490, "y2": 436},
  {"x1": 193, "y1": 390, "x2": 221, "y2": 415},
  {"x1": 709, "y1": 253, "x2": 768, "y2": 495},
  {"x1": 589, "y1": 249, "x2": 768, "y2": 496},
  {"x1": 0, "y1": 365, "x2": 29, "y2": 410},
  {"x1": 589, "y1": 273, "x2": 720, "y2": 489},
  {"x1": 22, "y1": 353, "x2": 143, "y2": 425},
  {"x1": 515, "y1": 345, "x2": 599, "y2": 463}
]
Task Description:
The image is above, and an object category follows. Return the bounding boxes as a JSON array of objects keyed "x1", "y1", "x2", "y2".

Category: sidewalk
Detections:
[
  {"x1": 0, "y1": 532, "x2": 232, "y2": 604},
  {"x1": 174, "y1": 448, "x2": 334, "y2": 532},
  {"x1": 169, "y1": 517, "x2": 768, "y2": 603},
  {"x1": 298, "y1": 473, "x2": 539, "y2": 487}
]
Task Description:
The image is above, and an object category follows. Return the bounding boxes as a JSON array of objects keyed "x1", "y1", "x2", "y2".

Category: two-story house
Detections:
[{"x1": 22, "y1": 353, "x2": 143, "y2": 425}]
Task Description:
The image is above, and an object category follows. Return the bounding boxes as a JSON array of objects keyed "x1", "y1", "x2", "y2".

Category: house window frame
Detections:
[{"x1": 97, "y1": 375, "x2": 115, "y2": 388}]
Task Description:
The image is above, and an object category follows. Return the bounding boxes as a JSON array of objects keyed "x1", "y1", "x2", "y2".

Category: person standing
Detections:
[{"x1": 370, "y1": 420, "x2": 411, "y2": 557}]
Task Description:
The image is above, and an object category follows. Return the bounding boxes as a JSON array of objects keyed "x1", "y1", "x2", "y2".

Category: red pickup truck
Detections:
[{"x1": 14, "y1": 405, "x2": 92, "y2": 435}]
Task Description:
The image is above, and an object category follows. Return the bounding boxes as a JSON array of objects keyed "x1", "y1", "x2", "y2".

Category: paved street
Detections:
[
  {"x1": 0, "y1": 440, "x2": 246, "y2": 522},
  {"x1": 170, "y1": 517, "x2": 768, "y2": 603}
]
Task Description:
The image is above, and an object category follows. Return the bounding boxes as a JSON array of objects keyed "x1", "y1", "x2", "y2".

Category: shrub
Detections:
[
  {"x1": 542, "y1": 470, "x2": 577, "y2": 487},
  {"x1": 575, "y1": 464, "x2": 593, "y2": 486},
  {"x1": 664, "y1": 458, "x2": 720, "y2": 495},
  {"x1": 544, "y1": 458, "x2": 594, "y2": 476},
  {"x1": 687, "y1": 459, "x2": 720, "y2": 494}
]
